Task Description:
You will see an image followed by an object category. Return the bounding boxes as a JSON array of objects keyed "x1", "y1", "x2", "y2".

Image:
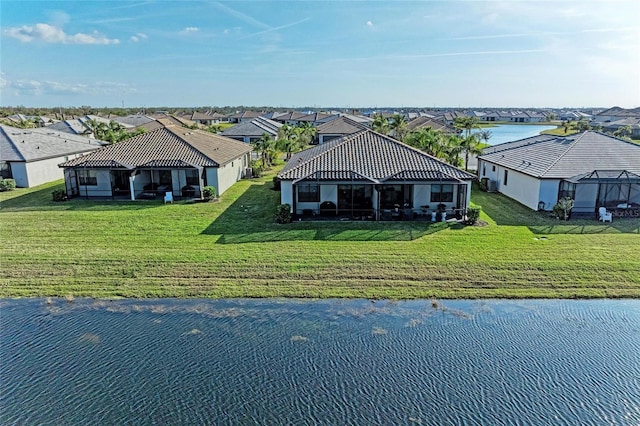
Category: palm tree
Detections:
[
  {"x1": 442, "y1": 134, "x2": 464, "y2": 167},
  {"x1": 460, "y1": 134, "x2": 483, "y2": 171},
  {"x1": 371, "y1": 114, "x2": 390, "y2": 135},
  {"x1": 389, "y1": 114, "x2": 408, "y2": 141},
  {"x1": 454, "y1": 116, "x2": 480, "y2": 139},
  {"x1": 477, "y1": 129, "x2": 492, "y2": 146},
  {"x1": 252, "y1": 133, "x2": 278, "y2": 169},
  {"x1": 404, "y1": 127, "x2": 444, "y2": 157},
  {"x1": 295, "y1": 122, "x2": 317, "y2": 146},
  {"x1": 276, "y1": 124, "x2": 299, "y2": 160}
]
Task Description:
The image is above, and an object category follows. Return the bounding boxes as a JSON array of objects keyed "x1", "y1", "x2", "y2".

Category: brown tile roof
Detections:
[
  {"x1": 316, "y1": 116, "x2": 367, "y2": 135},
  {"x1": 59, "y1": 125, "x2": 252, "y2": 169},
  {"x1": 278, "y1": 129, "x2": 475, "y2": 182}
]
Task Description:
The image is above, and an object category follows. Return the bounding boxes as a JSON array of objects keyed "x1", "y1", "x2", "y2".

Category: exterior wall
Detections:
[
  {"x1": 7, "y1": 162, "x2": 28, "y2": 187},
  {"x1": 215, "y1": 156, "x2": 246, "y2": 195},
  {"x1": 538, "y1": 179, "x2": 560, "y2": 211},
  {"x1": 10, "y1": 153, "x2": 88, "y2": 188},
  {"x1": 281, "y1": 181, "x2": 293, "y2": 209},
  {"x1": 496, "y1": 167, "x2": 541, "y2": 210}
]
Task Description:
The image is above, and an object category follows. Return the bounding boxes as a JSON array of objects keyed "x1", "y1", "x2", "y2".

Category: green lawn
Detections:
[{"x1": 1, "y1": 173, "x2": 639, "y2": 299}]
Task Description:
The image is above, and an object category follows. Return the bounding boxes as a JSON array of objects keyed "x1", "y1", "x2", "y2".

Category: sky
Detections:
[{"x1": 1, "y1": 1, "x2": 639, "y2": 108}]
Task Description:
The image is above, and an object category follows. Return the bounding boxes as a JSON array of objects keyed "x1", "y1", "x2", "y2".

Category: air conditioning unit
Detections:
[
  {"x1": 244, "y1": 167, "x2": 252, "y2": 178},
  {"x1": 487, "y1": 180, "x2": 497, "y2": 192}
]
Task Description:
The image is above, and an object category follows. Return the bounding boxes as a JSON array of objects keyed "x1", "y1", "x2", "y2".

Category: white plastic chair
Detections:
[
  {"x1": 164, "y1": 191, "x2": 173, "y2": 204},
  {"x1": 598, "y1": 207, "x2": 612, "y2": 223}
]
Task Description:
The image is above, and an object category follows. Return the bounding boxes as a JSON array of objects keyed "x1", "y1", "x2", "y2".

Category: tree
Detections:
[
  {"x1": 371, "y1": 114, "x2": 390, "y2": 135},
  {"x1": 86, "y1": 119, "x2": 144, "y2": 144},
  {"x1": 404, "y1": 127, "x2": 443, "y2": 157},
  {"x1": 442, "y1": 134, "x2": 464, "y2": 167},
  {"x1": 476, "y1": 129, "x2": 492, "y2": 146},
  {"x1": 252, "y1": 133, "x2": 278, "y2": 169},
  {"x1": 613, "y1": 125, "x2": 632, "y2": 139},
  {"x1": 295, "y1": 122, "x2": 317, "y2": 146},
  {"x1": 460, "y1": 134, "x2": 483, "y2": 172},
  {"x1": 453, "y1": 116, "x2": 479, "y2": 138},
  {"x1": 389, "y1": 114, "x2": 408, "y2": 141},
  {"x1": 276, "y1": 124, "x2": 299, "y2": 160},
  {"x1": 575, "y1": 119, "x2": 590, "y2": 132}
]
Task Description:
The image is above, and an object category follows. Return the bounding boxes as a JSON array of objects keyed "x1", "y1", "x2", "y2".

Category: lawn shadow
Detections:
[
  {"x1": 0, "y1": 181, "x2": 168, "y2": 212},
  {"x1": 201, "y1": 183, "x2": 450, "y2": 243},
  {"x1": 472, "y1": 188, "x2": 640, "y2": 235}
]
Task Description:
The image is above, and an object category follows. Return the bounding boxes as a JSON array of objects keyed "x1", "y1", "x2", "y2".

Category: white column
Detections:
[{"x1": 129, "y1": 175, "x2": 136, "y2": 200}]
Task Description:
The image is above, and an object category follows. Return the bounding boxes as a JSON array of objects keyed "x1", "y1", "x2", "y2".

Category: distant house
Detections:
[
  {"x1": 593, "y1": 106, "x2": 640, "y2": 124},
  {"x1": 315, "y1": 116, "x2": 367, "y2": 144},
  {"x1": 219, "y1": 116, "x2": 282, "y2": 143},
  {"x1": 602, "y1": 117, "x2": 640, "y2": 138},
  {"x1": 0, "y1": 124, "x2": 105, "y2": 187},
  {"x1": 406, "y1": 117, "x2": 460, "y2": 134},
  {"x1": 228, "y1": 110, "x2": 264, "y2": 123},
  {"x1": 58, "y1": 125, "x2": 252, "y2": 200},
  {"x1": 277, "y1": 129, "x2": 475, "y2": 219},
  {"x1": 190, "y1": 111, "x2": 225, "y2": 126},
  {"x1": 477, "y1": 131, "x2": 640, "y2": 215}
]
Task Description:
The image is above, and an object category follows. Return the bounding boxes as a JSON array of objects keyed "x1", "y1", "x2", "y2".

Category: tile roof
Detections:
[
  {"x1": 59, "y1": 125, "x2": 252, "y2": 169},
  {"x1": 406, "y1": 116, "x2": 459, "y2": 134},
  {"x1": 0, "y1": 124, "x2": 105, "y2": 162},
  {"x1": 220, "y1": 116, "x2": 282, "y2": 137},
  {"x1": 277, "y1": 129, "x2": 475, "y2": 182},
  {"x1": 316, "y1": 116, "x2": 367, "y2": 135},
  {"x1": 478, "y1": 131, "x2": 640, "y2": 178}
]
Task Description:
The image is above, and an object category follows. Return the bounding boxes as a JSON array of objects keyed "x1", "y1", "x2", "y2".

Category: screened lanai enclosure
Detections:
[{"x1": 563, "y1": 170, "x2": 640, "y2": 218}]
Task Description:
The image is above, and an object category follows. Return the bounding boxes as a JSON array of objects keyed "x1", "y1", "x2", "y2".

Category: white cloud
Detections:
[
  {"x1": 366, "y1": 21, "x2": 373, "y2": 27},
  {"x1": 180, "y1": 27, "x2": 200, "y2": 34},
  {"x1": 5, "y1": 79, "x2": 134, "y2": 96},
  {"x1": 4, "y1": 23, "x2": 119, "y2": 45},
  {"x1": 130, "y1": 32, "x2": 148, "y2": 42}
]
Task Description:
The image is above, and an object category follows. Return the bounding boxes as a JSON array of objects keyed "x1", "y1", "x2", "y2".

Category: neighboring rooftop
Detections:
[
  {"x1": 59, "y1": 125, "x2": 252, "y2": 169},
  {"x1": 0, "y1": 124, "x2": 105, "y2": 162},
  {"x1": 478, "y1": 131, "x2": 640, "y2": 178}
]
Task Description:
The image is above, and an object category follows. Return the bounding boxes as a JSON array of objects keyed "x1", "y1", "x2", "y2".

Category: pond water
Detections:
[
  {"x1": 1, "y1": 298, "x2": 639, "y2": 425},
  {"x1": 472, "y1": 124, "x2": 557, "y2": 145}
]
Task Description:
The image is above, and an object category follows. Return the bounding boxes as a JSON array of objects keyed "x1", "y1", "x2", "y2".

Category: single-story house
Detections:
[
  {"x1": 602, "y1": 117, "x2": 640, "y2": 138},
  {"x1": 0, "y1": 124, "x2": 105, "y2": 187},
  {"x1": 277, "y1": 129, "x2": 476, "y2": 220},
  {"x1": 219, "y1": 116, "x2": 282, "y2": 143},
  {"x1": 477, "y1": 131, "x2": 640, "y2": 216},
  {"x1": 315, "y1": 116, "x2": 368, "y2": 144},
  {"x1": 58, "y1": 125, "x2": 252, "y2": 200},
  {"x1": 592, "y1": 106, "x2": 640, "y2": 124},
  {"x1": 406, "y1": 116, "x2": 460, "y2": 135}
]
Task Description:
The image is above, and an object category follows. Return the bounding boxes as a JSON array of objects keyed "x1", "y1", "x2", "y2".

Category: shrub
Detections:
[
  {"x1": 202, "y1": 186, "x2": 216, "y2": 201},
  {"x1": 0, "y1": 179, "x2": 16, "y2": 192},
  {"x1": 275, "y1": 204, "x2": 291, "y2": 224},
  {"x1": 52, "y1": 189, "x2": 68, "y2": 202},
  {"x1": 465, "y1": 207, "x2": 481, "y2": 225},
  {"x1": 553, "y1": 197, "x2": 574, "y2": 220},
  {"x1": 272, "y1": 176, "x2": 281, "y2": 190}
]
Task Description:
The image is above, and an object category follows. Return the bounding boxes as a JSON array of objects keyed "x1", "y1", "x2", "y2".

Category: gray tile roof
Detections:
[
  {"x1": 0, "y1": 125, "x2": 105, "y2": 162},
  {"x1": 406, "y1": 116, "x2": 459, "y2": 134},
  {"x1": 316, "y1": 117, "x2": 367, "y2": 135},
  {"x1": 478, "y1": 131, "x2": 640, "y2": 178},
  {"x1": 278, "y1": 129, "x2": 475, "y2": 182},
  {"x1": 59, "y1": 125, "x2": 252, "y2": 169},
  {"x1": 220, "y1": 116, "x2": 282, "y2": 137}
]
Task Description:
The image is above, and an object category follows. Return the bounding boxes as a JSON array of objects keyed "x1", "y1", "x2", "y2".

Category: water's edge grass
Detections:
[{"x1": 1, "y1": 171, "x2": 639, "y2": 299}]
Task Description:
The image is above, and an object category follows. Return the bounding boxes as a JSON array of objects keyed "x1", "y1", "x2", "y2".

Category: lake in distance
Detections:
[
  {"x1": 1, "y1": 298, "x2": 638, "y2": 425},
  {"x1": 472, "y1": 124, "x2": 557, "y2": 145}
]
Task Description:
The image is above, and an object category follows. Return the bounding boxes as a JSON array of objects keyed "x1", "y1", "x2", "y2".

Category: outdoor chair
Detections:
[
  {"x1": 164, "y1": 192, "x2": 173, "y2": 204},
  {"x1": 598, "y1": 207, "x2": 612, "y2": 223}
]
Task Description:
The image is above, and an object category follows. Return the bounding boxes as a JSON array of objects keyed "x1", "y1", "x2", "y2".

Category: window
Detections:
[
  {"x1": 78, "y1": 170, "x2": 97, "y2": 186},
  {"x1": 186, "y1": 169, "x2": 199, "y2": 186},
  {"x1": 482, "y1": 164, "x2": 486, "y2": 177},
  {"x1": 504, "y1": 170, "x2": 509, "y2": 186},
  {"x1": 558, "y1": 181, "x2": 575, "y2": 199},
  {"x1": 298, "y1": 183, "x2": 319, "y2": 202},
  {"x1": 492, "y1": 165, "x2": 496, "y2": 172},
  {"x1": 430, "y1": 184, "x2": 454, "y2": 203}
]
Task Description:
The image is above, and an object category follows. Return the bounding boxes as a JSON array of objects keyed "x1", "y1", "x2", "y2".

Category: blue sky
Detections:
[{"x1": 1, "y1": 1, "x2": 638, "y2": 108}]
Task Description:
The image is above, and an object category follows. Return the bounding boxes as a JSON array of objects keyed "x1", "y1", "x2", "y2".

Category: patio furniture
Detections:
[
  {"x1": 164, "y1": 192, "x2": 173, "y2": 204},
  {"x1": 598, "y1": 207, "x2": 612, "y2": 223}
]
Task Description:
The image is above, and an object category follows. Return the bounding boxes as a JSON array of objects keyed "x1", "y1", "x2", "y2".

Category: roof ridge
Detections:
[
  {"x1": 164, "y1": 126, "x2": 221, "y2": 166},
  {"x1": 538, "y1": 131, "x2": 587, "y2": 176},
  {"x1": 283, "y1": 130, "x2": 367, "y2": 177}
]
